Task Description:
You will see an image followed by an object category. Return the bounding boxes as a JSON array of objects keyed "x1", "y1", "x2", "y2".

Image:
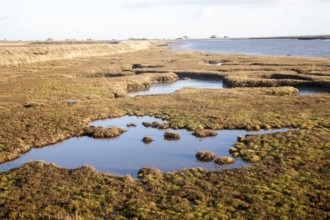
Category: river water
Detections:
[{"x1": 171, "y1": 39, "x2": 330, "y2": 57}]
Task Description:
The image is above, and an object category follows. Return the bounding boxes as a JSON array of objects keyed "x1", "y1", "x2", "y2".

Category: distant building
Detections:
[
  {"x1": 183, "y1": 36, "x2": 189, "y2": 40},
  {"x1": 210, "y1": 35, "x2": 218, "y2": 39}
]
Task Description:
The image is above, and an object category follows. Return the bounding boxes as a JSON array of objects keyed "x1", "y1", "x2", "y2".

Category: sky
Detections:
[{"x1": 0, "y1": 0, "x2": 329, "y2": 40}]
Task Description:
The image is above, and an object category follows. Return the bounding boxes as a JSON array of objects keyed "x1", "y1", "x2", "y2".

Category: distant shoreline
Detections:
[
  {"x1": 177, "y1": 35, "x2": 330, "y2": 41},
  {"x1": 246, "y1": 35, "x2": 330, "y2": 40},
  {"x1": 171, "y1": 36, "x2": 330, "y2": 58}
]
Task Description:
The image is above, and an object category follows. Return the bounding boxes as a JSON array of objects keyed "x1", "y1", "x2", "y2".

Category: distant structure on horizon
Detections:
[{"x1": 65, "y1": 39, "x2": 77, "y2": 42}]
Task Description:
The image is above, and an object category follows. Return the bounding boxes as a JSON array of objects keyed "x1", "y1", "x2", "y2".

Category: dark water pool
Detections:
[
  {"x1": 0, "y1": 116, "x2": 293, "y2": 177},
  {"x1": 297, "y1": 87, "x2": 330, "y2": 95},
  {"x1": 129, "y1": 79, "x2": 224, "y2": 97}
]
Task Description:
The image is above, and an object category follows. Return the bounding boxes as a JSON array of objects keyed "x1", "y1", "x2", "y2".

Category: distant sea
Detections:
[{"x1": 170, "y1": 39, "x2": 330, "y2": 58}]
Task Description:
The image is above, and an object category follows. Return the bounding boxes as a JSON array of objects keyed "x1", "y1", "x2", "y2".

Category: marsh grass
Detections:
[
  {"x1": 0, "y1": 129, "x2": 328, "y2": 219},
  {"x1": 214, "y1": 156, "x2": 235, "y2": 165},
  {"x1": 193, "y1": 129, "x2": 217, "y2": 138},
  {"x1": 83, "y1": 126, "x2": 126, "y2": 138},
  {"x1": 164, "y1": 132, "x2": 181, "y2": 140},
  {"x1": 0, "y1": 41, "x2": 329, "y2": 218},
  {"x1": 195, "y1": 151, "x2": 215, "y2": 162},
  {"x1": 142, "y1": 136, "x2": 154, "y2": 144}
]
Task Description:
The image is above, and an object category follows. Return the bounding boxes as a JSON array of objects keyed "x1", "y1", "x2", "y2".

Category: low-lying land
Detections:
[
  {"x1": 0, "y1": 129, "x2": 328, "y2": 219},
  {"x1": 0, "y1": 40, "x2": 329, "y2": 219}
]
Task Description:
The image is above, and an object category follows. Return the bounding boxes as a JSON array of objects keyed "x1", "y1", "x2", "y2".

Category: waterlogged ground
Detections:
[{"x1": 0, "y1": 116, "x2": 293, "y2": 176}]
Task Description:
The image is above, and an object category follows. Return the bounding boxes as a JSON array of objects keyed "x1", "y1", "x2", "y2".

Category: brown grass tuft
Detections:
[
  {"x1": 83, "y1": 126, "x2": 125, "y2": 138},
  {"x1": 195, "y1": 151, "x2": 215, "y2": 162}
]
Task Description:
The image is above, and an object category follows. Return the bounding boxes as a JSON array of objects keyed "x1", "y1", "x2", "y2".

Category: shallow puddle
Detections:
[
  {"x1": 0, "y1": 116, "x2": 293, "y2": 177},
  {"x1": 128, "y1": 79, "x2": 224, "y2": 97}
]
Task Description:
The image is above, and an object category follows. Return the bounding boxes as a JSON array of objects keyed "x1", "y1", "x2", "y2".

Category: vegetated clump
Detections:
[
  {"x1": 237, "y1": 136, "x2": 245, "y2": 142},
  {"x1": 193, "y1": 129, "x2": 217, "y2": 138},
  {"x1": 151, "y1": 72, "x2": 178, "y2": 83},
  {"x1": 195, "y1": 151, "x2": 215, "y2": 162},
  {"x1": 240, "y1": 148, "x2": 261, "y2": 163},
  {"x1": 230, "y1": 136, "x2": 262, "y2": 163},
  {"x1": 249, "y1": 155, "x2": 261, "y2": 163},
  {"x1": 83, "y1": 126, "x2": 125, "y2": 138},
  {"x1": 113, "y1": 91, "x2": 126, "y2": 98},
  {"x1": 234, "y1": 142, "x2": 245, "y2": 150},
  {"x1": 143, "y1": 121, "x2": 170, "y2": 129},
  {"x1": 142, "y1": 136, "x2": 154, "y2": 144},
  {"x1": 126, "y1": 123, "x2": 136, "y2": 127},
  {"x1": 152, "y1": 121, "x2": 170, "y2": 129},
  {"x1": 229, "y1": 148, "x2": 240, "y2": 158},
  {"x1": 142, "y1": 122, "x2": 152, "y2": 127},
  {"x1": 264, "y1": 86, "x2": 299, "y2": 96},
  {"x1": 261, "y1": 124, "x2": 272, "y2": 130},
  {"x1": 164, "y1": 132, "x2": 180, "y2": 140},
  {"x1": 151, "y1": 121, "x2": 162, "y2": 128},
  {"x1": 137, "y1": 167, "x2": 162, "y2": 179},
  {"x1": 214, "y1": 156, "x2": 235, "y2": 165}
]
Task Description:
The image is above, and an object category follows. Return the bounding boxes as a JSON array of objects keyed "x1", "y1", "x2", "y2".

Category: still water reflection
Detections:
[{"x1": 0, "y1": 116, "x2": 293, "y2": 176}]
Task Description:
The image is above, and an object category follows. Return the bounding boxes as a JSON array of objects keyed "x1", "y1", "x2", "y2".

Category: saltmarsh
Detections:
[{"x1": 0, "y1": 41, "x2": 329, "y2": 219}]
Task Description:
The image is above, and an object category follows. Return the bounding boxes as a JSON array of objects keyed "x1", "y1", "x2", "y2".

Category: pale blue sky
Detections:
[{"x1": 1, "y1": 0, "x2": 329, "y2": 40}]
